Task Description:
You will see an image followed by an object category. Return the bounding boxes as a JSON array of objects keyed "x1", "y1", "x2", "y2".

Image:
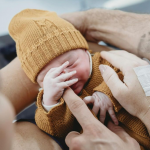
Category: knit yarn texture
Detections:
[
  {"x1": 9, "y1": 9, "x2": 88, "y2": 83},
  {"x1": 35, "y1": 52, "x2": 150, "y2": 150}
]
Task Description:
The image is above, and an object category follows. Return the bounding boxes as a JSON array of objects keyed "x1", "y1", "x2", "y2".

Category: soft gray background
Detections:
[{"x1": 0, "y1": 0, "x2": 149, "y2": 36}]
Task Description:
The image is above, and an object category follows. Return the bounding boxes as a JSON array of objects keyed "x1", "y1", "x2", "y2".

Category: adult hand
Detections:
[
  {"x1": 61, "y1": 9, "x2": 150, "y2": 59},
  {"x1": 99, "y1": 50, "x2": 150, "y2": 132},
  {"x1": 63, "y1": 88, "x2": 140, "y2": 150}
]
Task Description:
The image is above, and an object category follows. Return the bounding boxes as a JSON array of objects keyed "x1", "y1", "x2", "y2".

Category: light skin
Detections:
[
  {"x1": 37, "y1": 48, "x2": 118, "y2": 124},
  {"x1": 61, "y1": 8, "x2": 150, "y2": 59},
  {"x1": 1, "y1": 8, "x2": 150, "y2": 150},
  {"x1": 62, "y1": 50, "x2": 150, "y2": 150},
  {"x1": 100, "y1": 50, "x2": 150, "y2": 134},
  {"x1": 0, "y1": 92, "x2": 15, "y2": 150}
]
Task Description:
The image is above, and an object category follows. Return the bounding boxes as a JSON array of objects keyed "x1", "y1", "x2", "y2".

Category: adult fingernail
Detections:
[{"x1": 99, "y1": 65, "x2": 107, "y2": 75}]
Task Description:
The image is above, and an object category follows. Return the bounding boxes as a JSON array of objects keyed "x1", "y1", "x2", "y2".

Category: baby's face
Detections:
[{"x1": 37, "y1": 49, "x2": 90, "y2": 94}]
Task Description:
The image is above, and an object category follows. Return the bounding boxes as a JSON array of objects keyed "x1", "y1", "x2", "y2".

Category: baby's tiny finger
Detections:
[
  {"x1": 92, "y1": 104, "x2": 99, "y2": 116},
  {"x1": 59, "y1": 78, "x2": 78, "y2": 88},
  {"x1": 108, "y1": 107, "x2": 118, "y2": 125},
  {"x1": 83, "y1": 96, "x2": 94, "y2": 105},
  {"x1": 56, "y1": 70, "x2": 76, "y2": 82},
  {"x1": 99, "y1": 109, "x2": 107, "y2": 124},
  {"x1": 51, "y1": 61, "x2": 69, "y2": 78}
]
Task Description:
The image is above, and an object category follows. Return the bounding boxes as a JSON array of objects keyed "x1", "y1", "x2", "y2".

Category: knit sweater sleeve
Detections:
[
  {"x1": 35, "y1": 90, "x2": 75, "y2": 138},
  {"x1": 93, "y1": 57, "x2": 124, "y2": 112}
]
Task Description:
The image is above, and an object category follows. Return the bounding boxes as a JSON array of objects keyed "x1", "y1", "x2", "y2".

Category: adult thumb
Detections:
[
  {"x1": 65, "y1": 131, "x2": 80, "y2": 148},
  {"x1": 99, "y1": 65, "x2": 125, "y2": 98},
  {"x1": 107, "y1": 121, "x2": 130, "y2": 140}
]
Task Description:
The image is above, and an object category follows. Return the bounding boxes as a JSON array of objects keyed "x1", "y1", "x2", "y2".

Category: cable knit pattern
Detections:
[{"x1": 35, "y1": 52, "x2": 150, "y2": 150}]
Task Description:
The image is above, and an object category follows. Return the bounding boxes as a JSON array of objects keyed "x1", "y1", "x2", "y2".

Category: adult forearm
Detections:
[
  {"x1": 84, "y1": 9, "x2": 150, "y2": 59},
  {"x1": 0, "y1": 58, "x2": 39, "y2": 114}
]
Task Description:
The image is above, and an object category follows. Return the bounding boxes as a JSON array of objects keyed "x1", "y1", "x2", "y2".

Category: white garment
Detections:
[{"x1": 133, "y1": 65, "x2": 150, "y2": 96}]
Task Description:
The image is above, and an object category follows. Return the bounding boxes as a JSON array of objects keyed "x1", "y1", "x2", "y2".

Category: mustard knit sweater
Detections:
[{"x1": 35, "y1": 52, "x2": 150, "y2": 150}]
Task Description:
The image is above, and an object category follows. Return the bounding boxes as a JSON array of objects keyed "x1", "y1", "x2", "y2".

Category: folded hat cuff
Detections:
[{"x1": 21, "y1": 30, "x2": 89, "y2": 83}]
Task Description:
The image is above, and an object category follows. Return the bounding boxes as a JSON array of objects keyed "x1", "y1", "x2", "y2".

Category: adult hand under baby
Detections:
[
  {"x1": 63, "y1": 87, "x2": 140, "y2": 150},
  {"x1": 43, "y1": 61, "x2": 78, "y2": 105},
  {"x1": 83, "y1": 91, "x2": 118, "y2": 125},
  {"x1": 99, "y1": 50, "x2": 150, "y2": 131}
]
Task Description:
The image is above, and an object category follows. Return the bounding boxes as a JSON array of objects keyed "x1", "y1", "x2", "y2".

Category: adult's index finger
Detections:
[
  {"x1": 63, "y1": 87, "x2": 98, "y2": 129},
  {"x1": 101, "y1": 51, "x2": 127, "y2": 73}
]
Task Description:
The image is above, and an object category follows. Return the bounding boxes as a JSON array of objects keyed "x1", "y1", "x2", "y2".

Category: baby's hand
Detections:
[
  {"x1": 43, "y1": 61, "x2": 78, "y2": 106},
  {"x1": 83, "y1": 92, "x2": 118, "y2": 125}
]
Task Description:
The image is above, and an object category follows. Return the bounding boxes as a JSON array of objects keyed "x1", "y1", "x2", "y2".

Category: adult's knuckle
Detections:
[
  {"x1": 105, "y1": 72, "x2": 116, "y2": 85},
  {"x1": 70, "y1": 99, "x2": 84, "y2": 112},
  {"x1": 132, "y1": 61, "x2": 140, "y2": 68}
]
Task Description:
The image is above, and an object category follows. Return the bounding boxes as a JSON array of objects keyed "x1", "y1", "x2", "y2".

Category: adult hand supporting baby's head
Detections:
[
  {"x1": 63, "y1": 87, "x2": 140, "y2": 150},
  {"x1": 99, "y1": 50, "x2": 150, "y2": 130}
]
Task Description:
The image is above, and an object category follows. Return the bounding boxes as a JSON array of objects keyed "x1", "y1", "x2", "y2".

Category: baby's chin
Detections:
[{"x1": 72, "y1": 87, "x2": 82, "y2": 95}]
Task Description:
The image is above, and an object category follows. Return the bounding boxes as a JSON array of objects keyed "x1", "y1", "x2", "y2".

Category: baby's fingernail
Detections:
[
  {"x1": 99, "y1": 65, "x2": 107, "y2": 75},
  {"x1": 72, "y1": 70, "x2": 76, "y2": 74},
  {"x1": 73, "y1": 78, "x2": 78, "y2": 81},
  {"x1": 64, "y1": 61, "x2": 69, "y2": 65}
]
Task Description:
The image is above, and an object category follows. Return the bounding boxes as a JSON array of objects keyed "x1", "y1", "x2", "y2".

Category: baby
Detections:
[
  {"x1": 9, "y1": 9, "x2": 150, "y2": 150},
  {"x1": 37, "y1": 48, "x2": 118, "y2": 124}
]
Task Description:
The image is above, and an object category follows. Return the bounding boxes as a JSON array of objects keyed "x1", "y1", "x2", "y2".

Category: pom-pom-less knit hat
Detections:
[{"x1": 9, "y1": 9, "x2": 89, "y2": 83}]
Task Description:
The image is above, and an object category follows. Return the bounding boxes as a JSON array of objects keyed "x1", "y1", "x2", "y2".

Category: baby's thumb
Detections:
[{"x1": 99, "y1": 65, "x2": 124, "y2": 98}]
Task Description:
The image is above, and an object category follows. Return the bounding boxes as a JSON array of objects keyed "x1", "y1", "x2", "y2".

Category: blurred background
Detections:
[{"x1": 0, "y1": 0, "x2": 150, "y2": 120}]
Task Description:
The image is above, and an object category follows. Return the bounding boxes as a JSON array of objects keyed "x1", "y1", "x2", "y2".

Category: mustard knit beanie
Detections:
[{"x1": 9, "y1": 9, "x2": 89, "y2": 83}]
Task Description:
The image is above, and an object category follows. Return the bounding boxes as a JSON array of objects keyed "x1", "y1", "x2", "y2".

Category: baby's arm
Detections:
[{"x1": 83, "y1": 91, "x2": 118, "y2": 125}]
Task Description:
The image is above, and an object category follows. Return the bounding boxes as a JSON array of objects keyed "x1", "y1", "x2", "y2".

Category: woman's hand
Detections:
[
  {"x1": 99, "y1": 50, "x2": 150, "y2": 132},
  {"x1": 63, "y1": 88, "x2": 140, "y2": 150}
]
